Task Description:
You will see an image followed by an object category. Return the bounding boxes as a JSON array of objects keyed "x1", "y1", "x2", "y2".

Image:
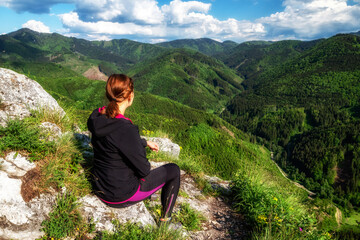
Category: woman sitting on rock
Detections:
[{"x1": 87, "y1": 74, "x2": 180, "y2": 224}]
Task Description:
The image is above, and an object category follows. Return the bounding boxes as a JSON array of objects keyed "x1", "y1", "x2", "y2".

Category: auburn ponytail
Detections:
[{"x1": 100, "y1": 74, "x2": 134, "y2": 118}]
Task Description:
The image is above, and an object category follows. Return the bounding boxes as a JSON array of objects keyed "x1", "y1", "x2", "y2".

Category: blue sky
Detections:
[{"x1": 0, "y1": 0, "x2": 359, "y2": 43}]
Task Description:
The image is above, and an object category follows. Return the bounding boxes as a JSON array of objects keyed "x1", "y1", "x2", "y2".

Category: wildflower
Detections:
[
  {"x1": 299, "y1": 227, "x2": 303, "y2": 232},
  {"x1": 156, "y1": 209, "x2": 161, "y2": 215},
  {"x1": 273, "y1": 197, "x2": 278, "y2": 201}
]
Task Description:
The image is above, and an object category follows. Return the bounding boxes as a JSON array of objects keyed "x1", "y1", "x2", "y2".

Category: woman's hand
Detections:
[{"x1": 147, "y1": 141, "x2": 159, "y2": 152}]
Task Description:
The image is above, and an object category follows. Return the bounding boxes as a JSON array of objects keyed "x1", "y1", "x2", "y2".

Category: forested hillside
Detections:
[
  {"x1": 127, "y1": 49, "x2": 243, "y2": 112},
  {"x1": 157, "y1": 38, "x2": 238, "y2": 56},
  {"x1": 221, "y1": 34, "x2": 360, "y2": 217}
]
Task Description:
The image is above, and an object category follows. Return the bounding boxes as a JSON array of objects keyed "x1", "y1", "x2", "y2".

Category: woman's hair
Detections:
[{"x1": 100, "y1": 74, "x2": 134, "y2": 118}]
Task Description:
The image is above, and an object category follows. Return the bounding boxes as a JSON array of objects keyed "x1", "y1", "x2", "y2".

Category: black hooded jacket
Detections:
[{"x1": 87, "y1": 108, "x2": 151, "y2": 202}]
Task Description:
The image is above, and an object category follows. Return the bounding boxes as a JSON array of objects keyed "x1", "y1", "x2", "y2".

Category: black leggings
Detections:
[{"x1": 102, "y1": 163, "x2": 180, "y2": 218}]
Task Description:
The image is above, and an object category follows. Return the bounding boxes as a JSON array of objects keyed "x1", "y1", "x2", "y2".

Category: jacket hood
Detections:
[{"x1": 87, "y1": 108, "x2": 130, "y2": 138}]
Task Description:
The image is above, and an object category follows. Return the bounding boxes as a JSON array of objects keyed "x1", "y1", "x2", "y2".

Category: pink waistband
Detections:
[{"x1": 99, "y1": 182, "x2": 165, "y2": 204}]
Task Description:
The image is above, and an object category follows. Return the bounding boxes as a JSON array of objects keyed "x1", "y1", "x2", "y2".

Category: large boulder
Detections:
[
  {"x1": 0, "y1": 152, "x2": 56, "y2": 240},
  {"x1": 0, "y1": 68, "x2": 65, "y2": 127},
  {"x1": 79, "y1": 196, "x2": 156, "y2": 232}
]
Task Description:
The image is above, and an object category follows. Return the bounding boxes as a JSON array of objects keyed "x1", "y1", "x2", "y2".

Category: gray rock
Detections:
[
  {"x1": 0, "y1": 68, "x2": 65, "y2": 127},
  {"x1": 74, "y1": 131, "x2": 92, "y2": 149},
  {"x1": 39, "y1": 122, "x2": 62, "y2": 141},
  {"x1": 79, "y1": 195, "x2": 156, "y2": 232},
  {"x1": 0, "y1": 152, "x2": 56, "y2": 240},
  {"x1": 1, "y1": 152, "x2": 36, "y2": 178},
  {"x1": 143, "y1": 137, "x2": 181, "y2": 158}
]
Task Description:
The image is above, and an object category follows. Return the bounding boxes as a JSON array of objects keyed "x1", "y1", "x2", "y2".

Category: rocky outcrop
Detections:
[
  {"x1": 0, "y1": 68, "x2": 65, "y2": 127},
  {"x1": 79, "y1": 196, "x2": 155, "y2": 232},
  {"x1": 39, "y1": 122, "x2": 63, "y2": 141},
  {"x1": 0, "y1": 152, "x2": 56, "y2": 240},
  {"x1": 0, "y1": 150, "x2": 156, "y2": 240},
  {"x1": 144, "y1": 137, "x2": 181, "y2": 158}
]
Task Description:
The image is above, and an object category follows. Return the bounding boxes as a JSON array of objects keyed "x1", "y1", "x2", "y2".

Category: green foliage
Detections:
[
  {"x1": 127, "y1": 49, "x2": 243, "y2": 112},
  {"x1": 173, "y1": 203, "x2": 206, "y2": 231},
  {"x1": 93, "y1": 38, "x2": 167, "y2": 64},
  {"x1": 41, "y1": 192, "x2": 94, "y2": 239},
  {"x1": 0, "y1": 119, "x2": 54, "y2": 160},
  {"x1": 96, "y1": 220, "x2": 184, "y2": 240},
  {"x1": 232, "y1": 173, "x2": 330, "y2": 239},
  {"x1": 222, "y1": 34, "x2": 360, "y2": 214},
  {"x1": 157, "y1": 38, "x2": 238, "y2": 56},
  {"x1": 41, "y1": 132, "x2": 92, "y2": 196}
]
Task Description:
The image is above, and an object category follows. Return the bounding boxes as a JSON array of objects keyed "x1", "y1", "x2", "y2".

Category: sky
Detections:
[{"x1": 0, "y1": 0, "x2": 360, "y2": 43}]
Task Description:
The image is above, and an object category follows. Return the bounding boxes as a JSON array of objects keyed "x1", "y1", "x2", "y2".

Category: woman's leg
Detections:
[
  {"x1": 139, "y1": 163, "x2": 180, "y2": 218},
  {"x1": 159, "y1": 163, "x2": 180, "y2": 218},
  {"x1": 104, "y1": 163, "x2": 180, "y2": 218}
]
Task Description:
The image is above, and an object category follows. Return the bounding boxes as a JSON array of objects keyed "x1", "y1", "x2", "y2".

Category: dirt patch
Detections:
[
  {"x1": 21, "y1": 167, "x2": 42, "y2": 202},
  {"x1": 83, "y1": 66, "x2": 108, "y2": 81},
  {"x1": 0, "y1": 102, "x2": 7, "y2": 111},
  {"x1": 178, "y1": 174, "x2": 249, "y2": 239},
  {"x1": 335, "y1": 207, "x2": 342, "y2": 226},
  {"x1": 221, "y1": 126, "x2": 235, "y2": 139}
]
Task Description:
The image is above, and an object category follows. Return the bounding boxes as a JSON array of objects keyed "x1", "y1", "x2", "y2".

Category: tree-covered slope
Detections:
[
  {"x1": 127, "y1": 48, "x2": 243, "y2": 112},
  {"x1": 92, "y1": 39, "x2": 167, "y2": 64},
  {"x1": 5, "y1": 28, "x2": 130, "y2": 75},
  {"x1": 0, "y1": 34, "x2": 48, "y2": 61},
  {"x1": 219, "y1": 39, "x2": 322, "y2": 80},
  {"x1": 157, "y1": 38, "x2": 238, "y2": 56},
  {"x1": 221, "y1": 34, "x2": 360, "y2": 212}
]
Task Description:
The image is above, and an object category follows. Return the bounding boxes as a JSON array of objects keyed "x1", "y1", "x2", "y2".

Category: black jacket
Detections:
[{"x1": 87, "y1": 108, "x2": 150, "y2": 202}]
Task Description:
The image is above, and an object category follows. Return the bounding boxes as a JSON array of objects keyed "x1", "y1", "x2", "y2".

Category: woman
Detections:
[{"x1": 87, "y1": 74, "x2": 180, "y2": 223}]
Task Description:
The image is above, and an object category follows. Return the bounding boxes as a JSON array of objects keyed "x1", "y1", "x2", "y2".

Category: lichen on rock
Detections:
[{"x1": 0, "y1": 68, "x2": 65, "y2": 127}]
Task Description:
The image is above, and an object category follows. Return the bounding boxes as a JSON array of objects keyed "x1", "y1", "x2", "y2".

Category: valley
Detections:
[{"x1": 1, "y1": 28, "x2": 360, "y2": 239}]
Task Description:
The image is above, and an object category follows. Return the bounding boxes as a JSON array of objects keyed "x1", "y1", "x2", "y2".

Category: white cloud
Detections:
[
  {"x1": 22, "y1": 20, "x2": 51, "y2": 33},
  {"x1": 0, "y1": 0, "x2": 11, "y2": 7},
  {"x1": 59, "y1": 0, "x2": 266, "y2": 42},
  {"x1": 74, "y1": 0, "x2": 164, "y2": 24},
  {"x1": 149, "y1": 38, "x2": 168, "y2": 44},
  {"x1": 259, "y1": 0, "x2": 360, "y2": 39},
  {"x1": 161, "y1": 0, "x2": 211, "y2": 24},
  {"x1": 59, "y1": 12, "x2": 166, "y2": 36},
  {"x1": 86, "y1": 34, "x2": 112, "y2": 41}
]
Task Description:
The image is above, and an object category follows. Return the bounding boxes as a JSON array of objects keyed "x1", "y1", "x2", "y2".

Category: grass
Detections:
[
  {"x1": 95, "y1": 220, "x2": 185, "y2": 240},
  {"x1": 173, "y1": 203, "x2": 206, "y2": 231},
  {"x1": 41, "y1": 192, "x2": 95, "y2": 239},
  {"x1": 0, "y1": 119, "x2": 55, "y2": 160},
  {"x1": 344, "y1": 212, "x2": 360, "y2": 226}
]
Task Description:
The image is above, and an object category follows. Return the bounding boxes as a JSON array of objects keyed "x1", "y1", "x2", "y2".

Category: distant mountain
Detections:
[
  {"x1": 5, "y1": 28, "x2": 130, "y2": 75},
  {"x1": 157, "y1": 38, "x2": 238, "y2": 56},
  {"x1": 0, "y1": 34, "x2": 47, "y2": 61},
  {"x1": 92, "y1": 39, "x2": 167, "y2": 63},
  {"x1": 219, "y1": 39, "x2": 323, "y2": 80},
  {"x1": 127, "y1": 48, "x2": 243, "y2": 112},
  {"x1": 350, "y1": 31, "x2": 360, "y2": 36}
]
